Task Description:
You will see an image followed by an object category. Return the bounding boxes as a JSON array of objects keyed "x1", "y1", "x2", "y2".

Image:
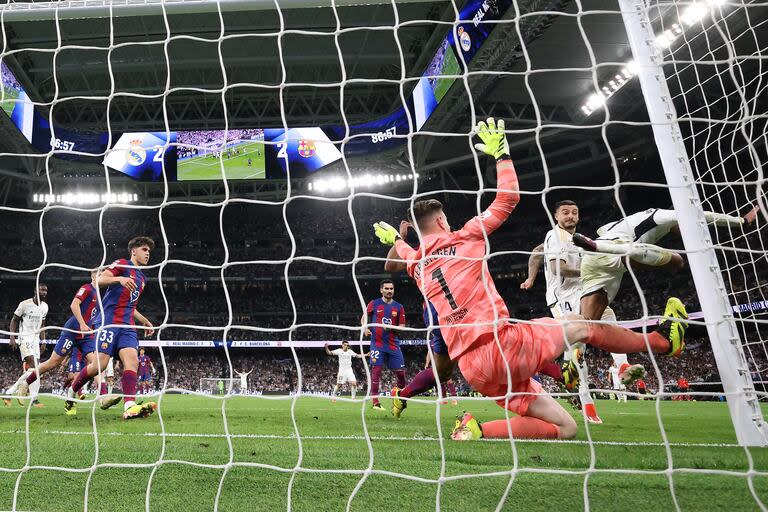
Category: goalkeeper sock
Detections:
[
  {"x1": 481, "y1": 417, "x2": 561, "y2": 439},
  {"x1": 586, "y1": 323, "x2": 669, "y2": 354},
  {"x1": 121, "y1": 370, "x2": 137, "y2": 405},
  {"x1": 400, "y1": 369, "x2": 435, "y2": 399}
]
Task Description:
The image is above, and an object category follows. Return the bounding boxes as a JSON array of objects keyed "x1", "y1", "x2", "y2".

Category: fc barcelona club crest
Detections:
[{"x1": 297, "y1": 140, "x2": 316, "y2": 158}]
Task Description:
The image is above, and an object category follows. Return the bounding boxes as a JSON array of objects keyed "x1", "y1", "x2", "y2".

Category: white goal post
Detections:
[{"x1": 619, "y1": 0, "x2": 768, "y2": 446}]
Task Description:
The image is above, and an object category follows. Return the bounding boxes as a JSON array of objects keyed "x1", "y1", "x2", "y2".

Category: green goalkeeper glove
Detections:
[
  {"x1": 373, "y1": 221, "x2": 400, "y2": 246},
  {"x1": 474, "y1": 117, "x2": 510, "y2": 160}
]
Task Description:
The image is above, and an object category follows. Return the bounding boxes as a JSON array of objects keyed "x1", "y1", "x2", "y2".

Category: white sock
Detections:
[
  {"x1": 351, "y1": 387, "x2": 356, "y2": 399},
  {"x1": 29, "y1": 378, "x2": 40, "y2": 398},
  {"x1": 8, "y1": 371, "x2": 31, "y2": 395},
  {"x1": 124, "y1": 400, "x2": 136, "y2": 410}
]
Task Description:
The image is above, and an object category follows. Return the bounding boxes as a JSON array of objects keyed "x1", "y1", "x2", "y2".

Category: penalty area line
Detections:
[{"x1": 0, "y1": 430, "x2": 740, "y2": 448}]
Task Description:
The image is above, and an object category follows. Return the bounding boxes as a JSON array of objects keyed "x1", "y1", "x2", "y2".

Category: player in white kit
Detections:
[
  {"x1": 608, "y1": 364, "x2": 627, "y2": 402},
  {"x1": 325, "y1": 341, "x2": 367, "y2": 400},
  {"x1": 235, "y1": 369, "x2": 252, "y2": 394},
  {"x1": 5, "y1": 283, "x2": 49, "y2": 407},
  {"x1": 523, "y1": 201, "x2": 641, "y2": 424},
  {"x1": 573, "y1": 207, "x2": 755, "y2": 321}
]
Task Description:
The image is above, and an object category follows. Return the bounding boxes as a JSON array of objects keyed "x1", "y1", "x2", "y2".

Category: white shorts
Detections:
[
  {"x1": 337, "y1": 368, "x2": 357, "y2": 385},
  {"x1": 549, "y1": 291, "x2": 581, "y2": 318},
  {"x1": 581, "y1": 251, "x2": 626, "y2": 303},
  {"x1": 18, "y1": 337, "x2": 40, "y2": 361}
]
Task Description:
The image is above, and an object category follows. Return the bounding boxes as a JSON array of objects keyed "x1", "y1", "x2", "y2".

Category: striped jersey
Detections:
[
  {"x1": 366, "y1": 298, "x2": 406, "y2": 350},
  {"x1": 93, "y1": 258, "x2": 146, "y2": 326}
]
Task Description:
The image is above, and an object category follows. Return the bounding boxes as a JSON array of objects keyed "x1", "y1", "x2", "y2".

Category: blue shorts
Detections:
[
  {"x1": 370, "y1": 346, "x2": 405, "y2": 369},
  {"x1": 429, "y1": 333, "x2": 448, "y2": 355},
  {"x1": 54, "y1": 331, "x2": 95, "y2": 358},
  {"x1": 139, "y1": 372, "x2": 151, "y2": 382},
  {"x1": 96, "y1": 326, "x2": 138, "y2": 357},
  {"x1": 68, "y1": 347, "x2": 83, "y2": 374}
]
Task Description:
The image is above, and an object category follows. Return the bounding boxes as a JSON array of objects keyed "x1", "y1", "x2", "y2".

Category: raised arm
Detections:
[
  {"x1": 520, "y1": 243, "x2": 544, "y2": 290},
  {"x1": 461, "y1": 118, "x2": 520, "y2": 238},
  {"x1": 324, "y1": 343, "x2": 333, "y2": 356},
  {"x1": 383, "y1": 221, "x2": 412, "y2": 273}
]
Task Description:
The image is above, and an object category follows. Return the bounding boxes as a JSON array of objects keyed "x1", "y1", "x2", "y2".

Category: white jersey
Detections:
[
  {"x1": 13, "y1": 298, "x2": 48, "y2": 339},
  {"x1": 333, "y1": 349, "x2": 355, "y2": 371},
  {"x1": 543, "y1": 225, "x2": 582, "y2": 307},
  {"x1": 237, "y1": 372, "x2": 249, "y2": 388},
  {"x1": 597, "y1": 208, "x2": 672, "y2": 245}
]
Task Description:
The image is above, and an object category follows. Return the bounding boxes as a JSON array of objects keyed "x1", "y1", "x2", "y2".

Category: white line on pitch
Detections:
[{"x1": 0, "y1": 430, "x2": 741, "y2": 448}]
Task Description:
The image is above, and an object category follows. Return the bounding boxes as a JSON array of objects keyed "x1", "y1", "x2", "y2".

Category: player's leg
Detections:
[
  {"x1": 394, "y1": 351, "x2": 456, "y2": 417},
  {"x1": 475, "y1": 393, "x2": 578, "y2": 440},
  {"x1": 560, "y1": 298, "x2": 688, "y2": 357},
  {"x1": 16, "y1": 332, "x2": 75, "y2": 395},
  {"x1": 332, "y1": 373, "x2": 342, "y2": 401},
  {"x1": 390, "y1": 348, "x2": 407, "y2": 389},
  {"x1": 369, "y1": 350, "x2": 384, "y2": 409},
  {"x1": 349, "y1": 379, "x2": 357, "y2": 399},
  {"x1": 119, "y1": 339, "x2": 156, "y2": 419}
]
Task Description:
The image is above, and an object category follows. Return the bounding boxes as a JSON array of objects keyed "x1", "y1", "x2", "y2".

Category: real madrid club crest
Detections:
[
  {"x1": 126, "y1": 139, "x2": 147, "y2": 166},
  {"x1": 458, "y1": 26, "x2": 471, "y2": 52},
  {"x1": 297, "y1": 139, "x2": 316, "y2": 158}
]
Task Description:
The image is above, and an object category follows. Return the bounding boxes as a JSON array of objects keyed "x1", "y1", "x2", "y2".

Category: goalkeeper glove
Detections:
[
  {"x1": 474, "y1": 117, "x2": 510, "y2": 161},
  {"x1": 373, "y1": 221, "x2": 400, "y2": 246}
]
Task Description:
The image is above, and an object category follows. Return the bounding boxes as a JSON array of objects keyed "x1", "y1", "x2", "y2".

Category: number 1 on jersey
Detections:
[{"x1": 431, "y1": 268, "x2": 458, "y2": 309}]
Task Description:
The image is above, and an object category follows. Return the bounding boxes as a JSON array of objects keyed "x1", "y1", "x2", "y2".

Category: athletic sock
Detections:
[
  {"x1": 586, "y1": 323, "x2": 670, "y2": 354},
  {"x1": 71, "y1": 367, "x2": 93, "y2": 394},
  {"x1": 121, "y1": 370, "x2": 137, "y2": 405},
  {"x1": 445, "y1": 381, "x2": 456, "y2": 396},
  {"x1": 394, "y1": 370, "x2": 406, "y2": 388},
  {"x1": 400, "y1": 369, "x2": 435, "y2": 399},
  {"x1": 480, "y1": 416, "x2": 561, "y2": 439},
  {"x1": 370, "y1": 366, "x2": 382, "y2": 405},
  {"x1": 100, "y1": 383, "x2": 108, "y2": 396},
  {"x1": 539, "y1": 361, "x2": 563, "y2": 381},
  {"x1": 26, "y1": 370, "x2": 38, "y2": 385}
]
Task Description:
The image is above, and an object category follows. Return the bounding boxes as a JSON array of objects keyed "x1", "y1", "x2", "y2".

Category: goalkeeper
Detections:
[{"x1": 374, "y1": 118, "x2": 688, "y2": 440}]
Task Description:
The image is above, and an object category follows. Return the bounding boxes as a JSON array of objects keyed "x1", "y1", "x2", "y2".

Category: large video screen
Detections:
[
  {"x1": 1, "y1": 61, "x2": 34, "y2": 143},
  {"x1": 413, "y1": 38, "x2": 463, "y2": 130},
  {"x1": 176, "y1": 129, "x2": 266, "y2": 181}
]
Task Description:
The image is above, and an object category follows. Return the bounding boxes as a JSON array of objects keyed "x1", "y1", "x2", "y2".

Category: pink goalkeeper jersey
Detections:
[{"x1": 395, "y1": 160, "x2": 520, "y2": 360}]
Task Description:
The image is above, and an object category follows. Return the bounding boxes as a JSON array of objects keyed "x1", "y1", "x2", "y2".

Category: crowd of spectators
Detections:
[{"x1": 176, "y1": 129, "x2": 264, "y2": 159}]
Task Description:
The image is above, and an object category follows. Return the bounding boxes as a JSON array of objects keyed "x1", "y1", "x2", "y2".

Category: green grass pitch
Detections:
[
  {"x1": 1, "y1": 85, "x2": 20, "y2": 118},
  {"x1": 177, "y1": 140, "x2": 266, "y2": 181},
  {"x1": 0, "y1": 396, "x2": 765, "y2": 511}
]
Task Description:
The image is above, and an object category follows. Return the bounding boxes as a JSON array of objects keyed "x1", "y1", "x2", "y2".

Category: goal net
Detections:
[{"x1": 0, "y1": 0, "x2": 766, "y2": 509}]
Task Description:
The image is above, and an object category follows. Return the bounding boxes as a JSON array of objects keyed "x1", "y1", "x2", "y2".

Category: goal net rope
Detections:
[{"x1": 0, "y1": 0, "x2": 765, "y2": 510}]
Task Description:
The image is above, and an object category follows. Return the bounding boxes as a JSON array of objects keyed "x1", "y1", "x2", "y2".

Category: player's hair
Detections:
[
  {"x1": 341, "y1": 340, "x2": 350, "y2": 345},
  {"x1": 128, "y1": 236, "x2": 156, "y2": 252},
  {"x1": 553, "y1": 200, "x2": 578, "y2": 212},
  {"x1": 407, "y1": 199, "x2": 443, "y2": 228},
  {"x1": 380, "y1": 279, "x2": 394, "y2": 288},
  {"x1": 36, "y1": 282, "x2": 48, "y2": 289}
]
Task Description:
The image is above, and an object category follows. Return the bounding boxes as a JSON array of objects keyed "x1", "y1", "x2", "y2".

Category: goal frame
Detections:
[{"x1": 619, "y1": 0, "x2": 768, "y2": 446}]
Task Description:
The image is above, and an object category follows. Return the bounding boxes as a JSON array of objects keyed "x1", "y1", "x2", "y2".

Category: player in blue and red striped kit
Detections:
[
  {"x1": 8, "y1": 270, "x2": 99, "y2": 413},
  {"x1": 362, "y1": 279, "x2": 407, "y2": 410},
  {"x1": 138, "y1": 348, "x2": 155, "y2": 394},
  {"x1": 68, "y1": 237, "x2": 157, "y2": 420}
]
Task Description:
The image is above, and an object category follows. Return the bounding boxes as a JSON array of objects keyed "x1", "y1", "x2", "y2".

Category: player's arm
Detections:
[
  {"x1": 388, "y1": 305, "x2": 408, "y2": 332},
  {"x1": 324, "y1": 343, "x2": 333, "y2": 356},
  {"x1": 383, "y1": 221, "x2": 412, "y2": 273},
  {"x1": 39, "y1": 317, "x2": 47, "y2": 354},
  {"x1": 99, "y1": 262, "x2": 137, "y2": 292},
  {"x1": 9, "y1": 308, "x2": 22, "y2": 350},
  {"x1": 465, "y1": 118, "x2": 520, "y2": 236},
  {"x1": 70, "y1": 294, "x2": 91, "y2": 334},
  {"x1": 520, "y1": 243, "x2": 544, "y2": 290},
  {"x1": 361, "y1": 302, "x2": 373, "y2": 337},
  {"x1": 549, "y1": 258, "x2": 580, "y2": 278},
  {"x1": 133, "y1": 310, "x2": 155, "y2": 338}
]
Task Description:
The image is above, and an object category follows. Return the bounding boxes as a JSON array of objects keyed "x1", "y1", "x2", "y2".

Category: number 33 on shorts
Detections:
[{"x1": 99, "y1": 330, "x2": 114, "y2": 349}]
